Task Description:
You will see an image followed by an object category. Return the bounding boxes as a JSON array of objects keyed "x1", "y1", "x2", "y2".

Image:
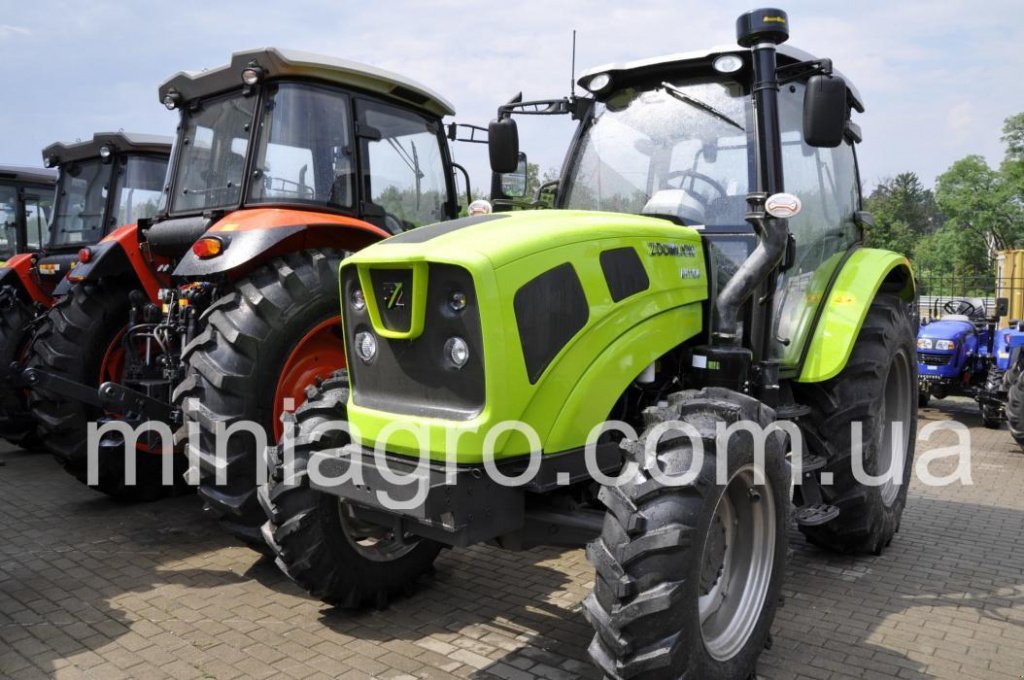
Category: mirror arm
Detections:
[
  {"x1": 447, "y1": 123, "x2": 489, "y2": 144},
  {"x1": 776, "y1": 58, "x2": 833, "y2": 85}
]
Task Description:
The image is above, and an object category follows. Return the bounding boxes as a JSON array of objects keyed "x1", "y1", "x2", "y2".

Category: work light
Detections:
[{"x1": 445, "y1": 337, "x2": 469, "y2": 368}]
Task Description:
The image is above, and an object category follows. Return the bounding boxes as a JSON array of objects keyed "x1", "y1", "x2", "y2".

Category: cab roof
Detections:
[
  {"x1": 42, "y1": 132, "x2": 173, "y2": 167},
  {"x1": 0, "y1": 165, "x2": 57, "y2": 186},
  {"x1": 580, "y1": 44, "x2": 864, "y2": 113},
  {"x1": 159, "y1": 47, "x2": 455, "y2": 119}
]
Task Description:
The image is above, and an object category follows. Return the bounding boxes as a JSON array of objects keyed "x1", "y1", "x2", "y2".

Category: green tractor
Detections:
[{"x1": 260, "y1": 8, "x2": 917, "y2": 678}]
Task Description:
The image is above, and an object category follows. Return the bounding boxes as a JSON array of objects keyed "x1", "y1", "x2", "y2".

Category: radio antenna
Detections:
[{"x1": 570, "y1": 29, "x2": 577, "y2": 95}]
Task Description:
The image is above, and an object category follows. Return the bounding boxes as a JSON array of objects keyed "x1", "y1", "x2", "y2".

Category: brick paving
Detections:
[{"x1": 1, "y1": 397, "x2": 1022, "y2": 679}]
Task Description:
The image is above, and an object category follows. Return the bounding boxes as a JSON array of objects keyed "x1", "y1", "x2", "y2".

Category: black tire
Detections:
[
  {"x1": 584, "y1": 388, "x2": 789, "y2": 680},
  {"x1": 259, "y1": 370, "x2": 442, "y2": 608},
  {"x1": 980, "y1": 367, "x2": 1004, "y2": 428},
  {"x1": 793, "y1": 294, "x2": 917, "y2": 554},
  {"x1": 175, "y1": 249, "x2": 346, "y2": 550},
  {"x1": 0, "y1": 288, "x2": 40, "y2": 446},
  {"x1": 1006, "y1": 369, "x2": 1024, "y2": 448},
  {"x1": 25, "y1": 281, "x2": 171, "y2": 501},
  {"x1": 917, "y1": 390, "x2": 930, "y2": 408}
]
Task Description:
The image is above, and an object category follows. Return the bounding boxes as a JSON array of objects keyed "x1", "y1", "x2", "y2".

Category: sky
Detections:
[{"x1": 2, "y1": 0, "x2": 1022, "y2": 196}]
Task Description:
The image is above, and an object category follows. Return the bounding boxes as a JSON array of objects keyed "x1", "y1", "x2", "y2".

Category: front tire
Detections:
[
  {"x1": 584, "y1": 388, "x2": 788, "y2": 680},
  {"x1": 793, "y1": 294, "x2": 917, "y2": 554},
  {"x1": 259, "y1": 371, "x2": 441, "y2": 607},
  {"x1": 176, "y1": 249, "x2": 347, "y2": 550}
]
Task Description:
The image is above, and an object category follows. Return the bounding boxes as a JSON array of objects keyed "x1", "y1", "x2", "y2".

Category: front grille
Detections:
[
  {"x1": 343, "y1": 263, "x2": 484, "y2": 420},
  {"x1": 918, "y1": 352, "x2": 951, "y2": 367}
]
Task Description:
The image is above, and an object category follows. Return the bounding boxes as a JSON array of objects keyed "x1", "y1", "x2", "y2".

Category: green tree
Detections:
[
  {"x1": 1000, "y1": 112, "x2": 1024, "y2": 198},
  {"x1": 935, "y1": 155, "x2": 1024, "y2": 254},
  {"x1": 863, "y1": 172, "x2": 940, "y2": 258}
]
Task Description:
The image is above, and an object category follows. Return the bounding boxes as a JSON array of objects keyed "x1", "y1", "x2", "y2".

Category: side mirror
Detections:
[
  {"x1": 499, "y1": 153, "x2": 529, "y2": 199},
  {"x1": 996, "y1": 297, "x2": 1010, "y2": 317},
  {"x1": 488, "y1": 118, "x2": 520, "y2": 173},
  {"x1": 803, "y1": 74, "x2": 848, "y2": 148}
]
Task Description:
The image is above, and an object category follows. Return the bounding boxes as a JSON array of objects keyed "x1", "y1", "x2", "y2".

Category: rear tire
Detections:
[
  {"x1": 1006, "y1": 370, "x2": 1024, "y2": 448},
  {"x1": 259, "y1": 371, "x2": 441, "y2": 607},
  {"x1": 0, "y1": 288, "x2": 40, "y2": 446},
  {"x1": 917, "y1": 390, "x2": 930, "y2": 408},
  {"x1": 175, "y1": 249, "x2": 347, "y2": 551},
  {"x1": 980, "y1": 367, "x2": 1004, "y2": 428},
  {"x1": 793, "y1": 294, "x2": 917, "y2": 554},
  {"x1": 25, "y1": 281, "x2": 171, "y2": 501},
  {"x1": 584, "y1": 388, "x2": 788, "y2": 680}
]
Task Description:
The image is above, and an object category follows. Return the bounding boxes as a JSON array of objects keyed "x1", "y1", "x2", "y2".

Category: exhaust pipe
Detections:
[{"x1": 715, "y1": 9, "x2": 791, "y2": 344}]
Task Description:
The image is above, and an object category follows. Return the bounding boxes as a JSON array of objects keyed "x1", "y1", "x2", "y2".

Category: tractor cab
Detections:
[
  {"x1": 39, "y1": 133, "x2": 171, "y2": 295},
  {"x1": 146, "y1": 47, "x2": 463, "y2": 266},
  {"x1": 0, "y1": 165, "x2": 57, "y2": 265},
  {"x1": 489, "y1": 43, "x2": 871, "y2": 375}
]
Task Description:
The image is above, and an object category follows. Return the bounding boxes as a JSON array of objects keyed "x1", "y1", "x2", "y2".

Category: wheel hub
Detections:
[{"x1": 700, "y1": 513, "x2": 727, "y2": 595}]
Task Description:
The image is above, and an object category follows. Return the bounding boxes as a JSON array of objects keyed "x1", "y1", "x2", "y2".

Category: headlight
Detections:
[
  {"x1": 448, "y1": 290, "x2": 467, "y2": 312},
  {"x1": 934, "y1": 340, "x2": 956, "y2": 351},
  {"x1": 917, "y1": 338, "x2": 933, "y2": 350},
  {"x1": 351, "y1": 289, "x2": 366, "y2": 311},
  {"x1": 354, "y1": 331, "x2": 377, "y2": 363},
  {"x1": 444, "y1": 336, "x2": 469, "y2": 368}
]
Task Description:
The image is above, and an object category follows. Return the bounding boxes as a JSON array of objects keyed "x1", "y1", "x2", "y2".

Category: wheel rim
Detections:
[
  {"x1": 98, "y1": 327, "x2": 128, "y2": 385},
  {"x1": 336, "y1": 501, "x2": 419, "y2": 562},
  {"x1": 98, "y1": 325, "x2": 162, "y2": 455},
  {"x1": 272, "y1": 316, "x2": 346, "y2": 440},
  {"x1": 699, "y1": 464, "x2": 776, "y2": 662},
  {"x1": 878, "y1": 351, "x2": 913, "y2": 507}
]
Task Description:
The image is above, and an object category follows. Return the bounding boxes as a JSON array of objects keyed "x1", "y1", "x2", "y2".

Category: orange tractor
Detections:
[
  {"x1": 24, "y1": 49, "x2": 477, "y2": 533},
  {"x1": 1, "y1": 135, "x2": 170, "y2": 446}
]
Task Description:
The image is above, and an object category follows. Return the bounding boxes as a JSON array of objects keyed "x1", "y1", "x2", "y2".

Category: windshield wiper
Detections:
[{"x1": 661, "y1": 82, "x2": 745, "y2": 132}]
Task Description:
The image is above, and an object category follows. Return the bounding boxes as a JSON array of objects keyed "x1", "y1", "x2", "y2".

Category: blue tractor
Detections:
[
  {"x1": 992, "y1": 322, "x2": 1024, "y2": 443},
  {"x1": 918, "y1": 297, "x2": 1021, "y2": 428},
  {"x1": 917, "y1": 299, "x2": 991, "y2": 416}
]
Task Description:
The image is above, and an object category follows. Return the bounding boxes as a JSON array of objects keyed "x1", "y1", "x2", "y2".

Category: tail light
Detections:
[
  {"x1": 192, "y1": 237, "x2": 224, "y2": 259},
  {"x1": 78, "y1": 248, "x2": 92, "y2": 263}
]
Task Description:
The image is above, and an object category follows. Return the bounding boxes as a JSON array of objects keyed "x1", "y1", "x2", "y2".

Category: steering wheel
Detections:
[
  {"x1": 264, "y1": 175, "x2": 315, "y2": 199},
  {"x1": 943, "y1": 299, "x2": 977, "y2": 317},
  {"x1": 662, "y1": 170, "x2": 727, "y2": 206}
]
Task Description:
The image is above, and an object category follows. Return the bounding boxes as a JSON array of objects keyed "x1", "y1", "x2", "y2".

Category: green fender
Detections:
[
  {"x1": 798, "y1": 248, "x2": 915, "y2": 383},
  {"x1": 543, "y1": 303, "x2": 703, "y2": 452}
]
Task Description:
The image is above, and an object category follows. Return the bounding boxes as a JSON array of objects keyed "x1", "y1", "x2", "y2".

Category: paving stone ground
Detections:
[{"x1": 1, "y1": 398, "x2": 1022, "y2": 680}]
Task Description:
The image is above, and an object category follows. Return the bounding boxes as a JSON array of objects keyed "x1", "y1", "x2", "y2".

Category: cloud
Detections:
[
  {"x1": 0, "y1": 24, "x2": 31, "y2": 39},
  {"x1": 1, "y1": 0, "x2": 1023, "y2": 191}
]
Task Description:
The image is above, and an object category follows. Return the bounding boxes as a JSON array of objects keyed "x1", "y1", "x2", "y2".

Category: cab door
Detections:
[{"x1": 771, "y1": 81, "x2": 862, "y2": 371}]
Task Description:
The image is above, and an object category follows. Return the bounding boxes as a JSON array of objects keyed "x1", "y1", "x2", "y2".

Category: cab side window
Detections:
[{"x1": 771, "y1": 81, "x2": 861, "y2": 366}]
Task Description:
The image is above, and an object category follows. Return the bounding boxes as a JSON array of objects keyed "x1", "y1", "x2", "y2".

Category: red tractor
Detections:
[
  {"x1": 0, "y1": 165, "x2": 56, "y2": 266},
  {"x1": 24, "y1": 49, "x2": 475, "y2": 531},
  {"x1": 1, "y1": 135, "x2": 170, "y2": 446}
]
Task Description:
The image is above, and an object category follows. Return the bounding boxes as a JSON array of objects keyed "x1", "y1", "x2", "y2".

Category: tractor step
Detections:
[
  {"x1": 798, "y1": 452, "x2": 829, "y2": 472},
  {"x1": 794, "y1": 503, "x2": 840, "y2": 526},
  {"x1": 775, "y1": 403, "x2": 811, "y2": 419}
]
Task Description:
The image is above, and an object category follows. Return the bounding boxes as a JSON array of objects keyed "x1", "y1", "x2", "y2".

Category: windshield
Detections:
[
  {"x1": 169, "y1": 93, "x2": 256, "y2": 214},
  {"x1": 0, "y1": 185, "x2": 16, "y2": 259},
  {"x1": 112, "y1": 155, "x2": 166, "y2": 225},
  {"x1": 564, "y1": 80, "x2": 753, "y2": 228},
  {"x1": 359, "y1": 99, "x2": 451, "y2": 230},
  {"x1": 249, "y1": 82, "x2": 356, "y2": 208},
  {"x1": 50, "y1": 158, "x2": 114, "y2": 247}
]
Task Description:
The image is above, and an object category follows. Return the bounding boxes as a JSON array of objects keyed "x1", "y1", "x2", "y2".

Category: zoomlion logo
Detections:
[
  {"x1": 647, "y1": 242, "x2": 696, "y2": 258},
  {"x1": 382, "y1": 281, "x2": 406, "y2": 309},
  {"x1": 763, "y1": 15, "x2": 786, "y2": 24}
]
